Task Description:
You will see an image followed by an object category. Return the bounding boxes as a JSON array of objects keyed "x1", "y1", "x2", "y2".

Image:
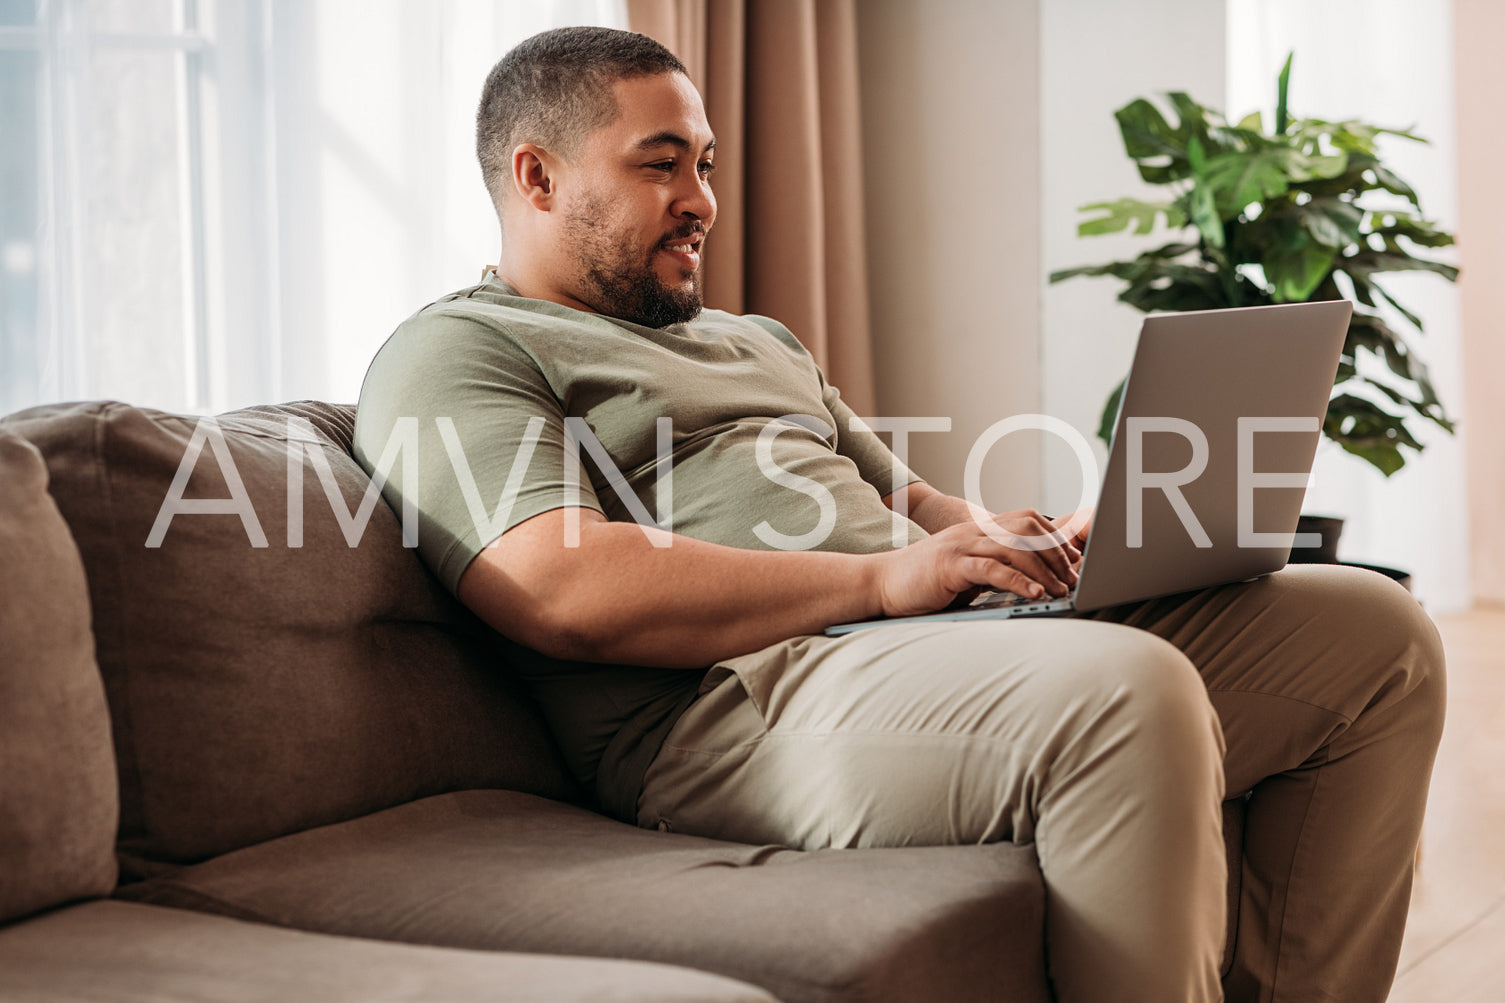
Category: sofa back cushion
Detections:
[
  {"x1": 0, "y1": 431, "x2": 119, "y2": 919},
  {"x1": 3, "y1": 402, "x2": 576, "y2": 878}
]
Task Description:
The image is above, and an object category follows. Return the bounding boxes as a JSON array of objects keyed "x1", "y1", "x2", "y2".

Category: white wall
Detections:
[
  {"x1": 1040, "y1": 0, "x2": 1227, "y2": 517},
  {"x1": 1226, "y1": 0, "x2": 1468, "y2": 611},
  {"x1": 858, "y1": 0, "x2": 1042, "y2": 511}
]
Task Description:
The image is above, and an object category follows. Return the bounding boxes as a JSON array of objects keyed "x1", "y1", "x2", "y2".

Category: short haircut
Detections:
[{"x1": 476, "y1": 26, "x2": 687, "y2": 211}]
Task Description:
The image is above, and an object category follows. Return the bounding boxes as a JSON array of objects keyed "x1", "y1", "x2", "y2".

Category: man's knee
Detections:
[
  {"x1": 1034, "y1": 627, "x2": 1226, "y2": 844},
  {"x1": 1049, "y1": 625, "x2": 1225, "y2": 779},
  {"x1": 1280, "y1": 564, "x2": 1446, "y2": 736},
  {"x1": 1113, "y1": 630, "x2": 1225, "y2": 757}
]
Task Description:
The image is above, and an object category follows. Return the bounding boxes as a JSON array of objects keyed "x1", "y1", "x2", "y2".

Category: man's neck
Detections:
[{"x1": 493, "y1": 262, "x2": 599, "y2": 316}]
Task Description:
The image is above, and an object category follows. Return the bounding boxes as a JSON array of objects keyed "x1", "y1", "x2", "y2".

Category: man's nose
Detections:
[{"x1": 675, "y1": 176, "x2": 716, "y2": 227}]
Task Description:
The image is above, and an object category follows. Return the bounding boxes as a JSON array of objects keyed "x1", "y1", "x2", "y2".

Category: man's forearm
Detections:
[
  {"x1": 890, "y1": 481, "x2": 986, "y2": 535},
  {"x1": 459, "y1": 500, "x2": 1082, "y2": 671},
  {"x1": 458, "y1": 510, "x2": 886, "y2": 668}
]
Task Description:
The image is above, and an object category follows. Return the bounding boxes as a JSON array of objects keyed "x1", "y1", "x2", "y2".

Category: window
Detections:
[{"x1": 0, "y1": 0, "x2": 624, "y2": 416}]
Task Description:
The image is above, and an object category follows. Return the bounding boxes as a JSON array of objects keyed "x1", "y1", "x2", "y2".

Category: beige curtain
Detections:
[{"x1": 628, "y1": 0, "x2": 877, "y2": 415}]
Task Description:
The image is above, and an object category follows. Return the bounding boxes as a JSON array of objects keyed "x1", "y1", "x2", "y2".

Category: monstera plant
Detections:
[{"x1": 1051, "y1": 55, "x2": 1458, "y2": 476}]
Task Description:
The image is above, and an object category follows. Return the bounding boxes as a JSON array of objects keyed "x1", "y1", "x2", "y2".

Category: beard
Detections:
[{"x1": 564, "y1": 197, "x2": 705, "y2": 328}]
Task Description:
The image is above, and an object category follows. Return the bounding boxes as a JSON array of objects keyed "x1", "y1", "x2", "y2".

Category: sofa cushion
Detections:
[
  {"x1": 0, "y1": 900, "x2": 778, "y2": 1002},
  {"x1": 0, "y1": 431, "x2": 118, "y2": 922},
  {"x1": 1, "y1": 401, "x2": 577, "y2": 877},
  {"x1": 120, "y1": 789, "x2": 1050, "y2": 1003}
]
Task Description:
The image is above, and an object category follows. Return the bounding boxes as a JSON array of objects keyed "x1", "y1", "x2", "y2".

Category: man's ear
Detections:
[{"x1": 511, "y1": 143, "x2": 559, "y2": 212}]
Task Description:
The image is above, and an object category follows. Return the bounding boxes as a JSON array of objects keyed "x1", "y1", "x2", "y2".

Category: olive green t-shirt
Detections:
[{"x1": 354, "y1": 274, "x2": 922, "y2": 819}]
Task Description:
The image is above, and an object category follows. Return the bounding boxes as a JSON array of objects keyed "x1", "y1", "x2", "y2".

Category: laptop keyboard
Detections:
[{"x1": 968, "y1": 586, "x2": 1077, "y2": 610}]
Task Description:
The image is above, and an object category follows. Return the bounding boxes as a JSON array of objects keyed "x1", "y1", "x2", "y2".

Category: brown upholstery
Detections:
[
  {"x1": 2, "y1": 402, "x2": 577, "y2": 877},
  {"x1": 0, "y1": 901, "x2": 779, "y2": 1002},
  {"x1": 0, "y1": 431, "x2": 118, "y2": 922},
  {"x1": 120, "y1": 789, "x2": 1051, "y2": 1003}
]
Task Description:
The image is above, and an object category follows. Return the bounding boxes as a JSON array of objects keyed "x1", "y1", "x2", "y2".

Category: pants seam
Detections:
[{"x1": 1206, "y1": 686, "x2": 1355, "y2": 728}]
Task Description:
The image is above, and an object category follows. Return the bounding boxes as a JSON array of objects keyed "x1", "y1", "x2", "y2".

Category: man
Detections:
[{"x1": 354, "y1": 26, "x2": 1445, "y2": 1003}]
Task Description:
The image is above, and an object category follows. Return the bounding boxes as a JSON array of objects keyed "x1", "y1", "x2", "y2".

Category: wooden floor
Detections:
[{"x1": 1389, "y1": 604, "x2": 1505, "y2": 1002}]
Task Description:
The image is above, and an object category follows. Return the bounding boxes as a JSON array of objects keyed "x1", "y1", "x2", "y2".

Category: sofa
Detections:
[
  {"x1": 1, "y1": 398, "x2": 1081, "y2": 1002},
  {"x1": 1, "y1": 398, "x2": 1250, "y2": 1001}
]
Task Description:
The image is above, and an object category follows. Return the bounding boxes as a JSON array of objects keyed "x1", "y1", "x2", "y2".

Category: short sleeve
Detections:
[
  {"x1": 354, "y1": 310, "x2": 604, "y2": 592},
  {"x1": 739, "y1": 314, "x2": 921, "y2": 501},
  {"x1": 818, "y1": 373, "x2": 921, "y2": 500}
]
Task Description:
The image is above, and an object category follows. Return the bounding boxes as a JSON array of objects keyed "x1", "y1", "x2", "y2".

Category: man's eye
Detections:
[
  {"x1": 650, "y1": 162, "x2": 675, "y2": 172},
  {"x1": 698, "y1": 161, "x2": 716, "y2": 177}
]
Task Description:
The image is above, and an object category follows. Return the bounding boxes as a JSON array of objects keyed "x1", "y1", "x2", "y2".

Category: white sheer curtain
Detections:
[
  {"x1": 1226, "y1": 0, "x2": 1469, "y2": 611},
  {"x1": 0, "y1": 0, "x2": 624, "y2": 418}
]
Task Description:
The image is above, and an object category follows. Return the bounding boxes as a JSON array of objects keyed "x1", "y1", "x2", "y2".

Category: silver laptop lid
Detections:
[{"x1": 1073, "y1": 300, "x2": 1352, "y2": 612}]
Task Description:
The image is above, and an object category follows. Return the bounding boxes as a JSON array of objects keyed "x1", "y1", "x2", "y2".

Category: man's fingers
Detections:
[
  {"x1": 959, "y1": 549, "x2": 1064, "y2": 599},
  {"x1": 968, "y1": 521, "x2": 1076, "y2": 596},
  {"x1": 1012, "y1": 552, "x2": 1072, "y2": 597},
  {"x1": 960, "y1": 556, "x2": 1048, "y2": 598},
  {"x1": 1051, "y1": 508, "x2": 1094, "y2": 549}
]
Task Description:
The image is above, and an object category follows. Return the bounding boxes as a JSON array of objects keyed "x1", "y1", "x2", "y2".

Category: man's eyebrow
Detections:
[{"x1": 634, "y1": 132, "x2": 716, "y2": 155}]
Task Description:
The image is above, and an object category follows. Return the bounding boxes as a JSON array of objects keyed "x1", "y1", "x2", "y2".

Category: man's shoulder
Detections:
[
  {"x1": 730, "y1": 312, "x2": 806, "y2": 354},
  {"x1": 373, "y1": 280, "x2": 605, "y2": 373},
  {"x1": 404, "y1": 279, "x2": 573, "y2": 336},
  {"x1": 373, "y1": 276, "x2": 812, "y2": 372}
]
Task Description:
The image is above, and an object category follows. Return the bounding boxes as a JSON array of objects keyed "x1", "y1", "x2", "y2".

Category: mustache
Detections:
[{"x1": 658, "y1": 223, "x2": 707, "y2": 247}]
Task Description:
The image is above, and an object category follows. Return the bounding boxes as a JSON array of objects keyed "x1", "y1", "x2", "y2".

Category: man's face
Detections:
[{"x1": 557, "y1": 73, "x2": 717, "y2": 327}]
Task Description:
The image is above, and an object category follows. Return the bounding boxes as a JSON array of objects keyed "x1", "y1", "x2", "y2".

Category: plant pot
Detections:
[
  {"x1": 1286, "y1": 516, "x2": 1414, "y2": 593},
  {"x1": 1289, "y1": 514, "x2": 1345, "y2": 564}
]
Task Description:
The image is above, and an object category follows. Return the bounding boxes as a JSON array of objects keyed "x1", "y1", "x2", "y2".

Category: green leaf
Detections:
[
  {"x1": 1347, "y1": 311, "x2": 1416, "y2": 368},
  {"x1": 1323, "y1": 393, "x2": 1422, "y2": 476},
  {"x1": 1188, "y1": 179, "x2": 1225, "y2": 249},
  {"x1": 1296, "y1": 152, "x2": 1379, "y2": 199},
  {"x1": 1345, "y1": 249, "x2": 1460, "y2": 283},
  {"x1": 1201, "y1": 147, "x2": 1294, "y2": 213},
  {"x1": 1343, "y1": 314, "x2": 1455, "y2": 432},
  {"x1": 1262, "y1": 232, "x2": 1335, "y2": 303},
  {"x1": 1187, "y1": 133, "x2": 1208, "y2": 172},
  {"x1": 1296, "y1": 199, "x2": 1364, "y2": 247},
  {"x1": 1303, "y1": 118, "x2": 1425, "y2": 156},
  {"x1": 1370, "y1": 211, "x2": 1455, "y2": 250},
  {"x1": 1049, "y1": 259, "x2": 1159, "y2": 285},
  {"x1": 1370, "y1": 164, "x2": 1422, "y2": 208},
  {"x1": 1237, "y1": 111, "x2": 1264, "y2": 132},
  {"x1": 1169, "y1": 93, "x2": 1218, "y2": 142},
  {"x1": 1198, "y1": 143, "x2": 1347, "y2": 219},
  {"x1": 1354, "y1": 373, "x2": 1454, "y2": 433},
  {"x1": 1076, "y1": 199, "x2": 1188, "y2": 236},
  {"x1": 1114, "y1": 98, "x2": 1189, "y2": 184},
  {"x1": 1366, "y1": 282, "x2": 1425, "y2": 332},
  {"x1": 1337, "y1": 440, "x2": 1406, "y2": 476},
  {"x1": 1142, "y1": 240, "x2": 1201, "y2": 259},
  {"x1": 1118, "y1": 275, "x2": 1226, "y2": 313},
  {"x1": 1297, "y1": 206, "x2": 1346, "y2": 247},
  {"x1": 1342, "y1": 267, "x2": 1381, "y2": 308},
  {"x1": 1276, "y1": 52, "x2": 1293, "y2": 134}
]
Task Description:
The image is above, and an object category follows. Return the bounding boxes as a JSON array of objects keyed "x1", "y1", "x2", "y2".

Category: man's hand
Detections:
[
  {"x1": 1050, "y1": 508, "x2": 1094, "y2": 562},
  {"x1": 873, "y1": 509, "x2": 1081, "y2": 618}
]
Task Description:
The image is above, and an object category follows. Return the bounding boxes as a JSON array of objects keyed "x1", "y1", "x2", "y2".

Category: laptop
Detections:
[{"x1": 825, "y1": 300, "x2": 1353, "y2": 636}]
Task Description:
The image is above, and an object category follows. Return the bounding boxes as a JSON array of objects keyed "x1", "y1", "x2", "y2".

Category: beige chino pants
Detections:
[{"x1": 636, "y1": 564, "x2": 1446, "y2": 1003}]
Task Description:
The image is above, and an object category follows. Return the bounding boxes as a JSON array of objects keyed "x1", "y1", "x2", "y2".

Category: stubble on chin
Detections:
[{"x1": 564, "y1": 200, "x2": 705, "y2": 328}]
